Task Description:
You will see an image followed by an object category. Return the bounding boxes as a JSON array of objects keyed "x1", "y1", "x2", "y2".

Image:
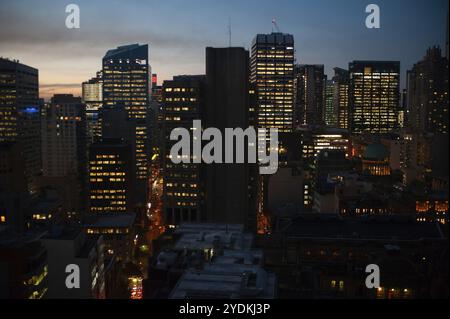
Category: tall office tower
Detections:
[
  {"x1": 332, "y1": 68, "x2": 350, "y2": 130},
  {"x1": 82, "y1": 71, "x2": 103, "y2": 143},
  {"x1": 324, "y1": 79, "x2": 336, "y2": 126},
  {"x1": 0, "y1": 58, "x2": 41, "y2": 195},
  {"x1": 205, "y1": 47, "x2": 257, "y2": 231},
  {"x1": 101, "y1": 104, "x2": 138, "y2": 208},
  {"x1": 400, "y1": 88, "x2": 407, "y2": 129},
  {"x1": 294, "y1": 64, "x2": 326, "y2": 126},
  {"x1": 88, "y1": 138, "x2": 133, "y2": 214},
  {"x1": 349, "y1": 61, "x2": 400, "y2": 134},
  {"x1": 41, "y1": 94, "x2": 87, "y2": 214},
  {"x1": 162, "y1": 75, "x2": 205, "y2": 226},
  {"x1": 251, "y1": 33, "x2": 295, "y2": 133},
  {"x1": 42, "y1": 95, "x2": 87, "y2": 177},
  {"x1": 406, "y1": 47, "x2": 449, "y2": 134},
  {"x1": 102, "y1": 44, "x2": 150, "y2": 205}
]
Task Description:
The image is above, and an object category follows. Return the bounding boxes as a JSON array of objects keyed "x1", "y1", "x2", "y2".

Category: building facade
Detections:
[
  {"x1": 294, "y1": 64, "x2": 325, "y2": 126},
  {"x1": 162, "y1": 75, "x2": 205, "y2": 226},
  {"x1": 349, "y1": 61, "x2": 400, "y2": 134},
  {"x1": 251, "y1": 33, "x2": 295, "y2": 133},
  {"x1": 82, "y1": 71, "x2": 103, "y2": 143},
  {"x1": 0, "y1": 58, "x2": 41, "y2": 195},
  {"x1": 406, "y1": 46, "x2": 449, "y2": 134},
  {"x1": 102, "y1": 44, "x2": 150, "y2": 205},
  {"x1": 88, "y1": 138, "x2": 134, "y2": 214}
]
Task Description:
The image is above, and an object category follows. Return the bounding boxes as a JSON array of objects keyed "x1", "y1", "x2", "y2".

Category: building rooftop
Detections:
[
  {"x1": 76, "y1": 236, "x2": 101, "y2": 259},
  {"x1": 0, "y1": 228, "x2": 46, "y2": 248},
  {"x1": 43, "y1": 227, "x2": 81, "y2": 241},
  {"x1": 83, "y1": 213, "x2": 136, "y2": 229},
  {"x1": 0, "y1": 57, "x2": 38, "y2": 73},
  {"x1": 282, "y1": 214, "x2": 445, "y2": 241},
  {"x1": 252, "y1": 33, "x2": 294, "y2": 45},
  {"x1": 169, "y1": 266, "x2": 276, "y2": 299},
  {"x1": 103, "y1": 44, "x2": 148, "y2": 60},
  {"x1": 364, "y1": 142, "x2": 389, "y2": 160},
  {"x1": 173, "y1": 223, "x2": 253, "y2": 251},
  {"x1": 150, "y1": 223, "x2": 276, "y2": 299}
]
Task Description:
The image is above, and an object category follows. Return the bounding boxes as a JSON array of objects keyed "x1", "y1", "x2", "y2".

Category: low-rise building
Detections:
[
  {"x1": 0, "y1": 227, "x2": 48, "y2": 299},
  {"x1": 258, "y1": 214, "x2": 448, "y2": 299},
  {"x1": 42, "y1": 227, "x2": 105, "y2": 299},
  {"x1": 146, "y1": 223, "x2": 277, "y2": 299}
]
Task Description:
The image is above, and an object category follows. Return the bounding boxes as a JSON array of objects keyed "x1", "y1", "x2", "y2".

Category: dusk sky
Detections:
[{"x1": 0, "y1": 0, "x2": 448, "y2": 100}]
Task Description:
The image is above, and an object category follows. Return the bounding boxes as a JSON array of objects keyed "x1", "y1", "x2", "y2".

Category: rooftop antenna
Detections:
[
  {"x1": 272, "y1": 18, "x2": 281, "y2": 33},
  {"x1": 228, "y1": 17, "x2": 232, "y2": 47}
]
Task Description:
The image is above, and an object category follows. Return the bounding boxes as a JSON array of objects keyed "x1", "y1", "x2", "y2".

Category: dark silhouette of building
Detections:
[
  {"x1": 258, "y1": 214, "x2": 448, "y2": 299},
  {"x1": 406, "y1": 46, "x2": 449, "y2": 135},
  {"x1": 0, "y1": 142, "x2": 29, "y2": 232},
  {"x1": 0, "y1": 229, "x2": 48, "y2": 299},
  {"x1": 294, "y1": 64, "x2": 326, "y2": 126},
  {"x1": 324, "y1": 79, "x2": 336, "y2": 127},
  {"x1": 40, "y1": 94, "x2": 87, "y2": 216},
  {"x1": 204, "y1": 47, "x2": 257, "y2": 231},
  {"x1": 332, "y1": 68, "x2": 350, "y2": 130},
  {"x1": 0, "y1": 58, "x2": 41, "y2": 195}
]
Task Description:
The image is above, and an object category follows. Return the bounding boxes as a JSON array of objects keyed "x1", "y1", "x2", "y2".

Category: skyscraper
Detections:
[
  {"x1": 0, "y1": 58, "x2": 41, "y2": 195},
  {"x1": 251, "y1": 33, "x2": 295, "y2": 133},
  {"x1": 82, "y1": 71, "x2": 103, "y2": 143},
  {"x1": 88, "y1": 138, "x2": 133, "y2": 214},
  {"x1": 41, "y1": 94, "x2": 87, "y2": 215},
  {"x1": 102, "y1": 44, "x2": 150, "y2": 205},
  {"x1": 42, "y1": 94, "x2": 87, "y2": 178},
  {"x1": 332, "y1": 68, "x2": 350, "y2": 130},
  {"x1": 349, "y1": 61, "x2": 400, "y2": 134},
  {"x1": 324, "y1": 79, "x2": 336, "y2": 127},
  {"x1": 162, "y1": 75, "x2": 205, "y2": 225},
  {"x1": 294, "y1": 64, "x2": 326, "y2": 126},
  {"x1": 204, "y1": 47, "x2": 257, "y2": 230},
  {"x1": 406, "y1": 47, "x2": 449, "y2": 134}
]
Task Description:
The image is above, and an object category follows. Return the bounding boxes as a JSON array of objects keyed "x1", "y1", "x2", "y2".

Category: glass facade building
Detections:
[
  {"x1": 102, "y1": 44, "x2": 150, "y2": 204},
  {"x1": 332, "y1": 68, "x2": 350, "y2": 130},
  {"x1": 349, "y1": 61, "x2": 400, "y2": 134},
  {"x1": 82, "y1": 71, "x2": 103, "y2": 143},
  {"x1": 251, "y1": 33, "x2": 295, "y2": 133}
]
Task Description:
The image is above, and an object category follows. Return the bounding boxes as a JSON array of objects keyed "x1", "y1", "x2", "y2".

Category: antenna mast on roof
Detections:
[{"x1": 272, "y1": 18, "x2": 281, "y2": 33}]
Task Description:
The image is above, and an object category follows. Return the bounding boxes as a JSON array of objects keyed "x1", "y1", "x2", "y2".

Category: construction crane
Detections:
[
  {"x1": 228, "y1": 17, "x2": 232, "y2": 47},
  {"x1": 272, "y1": 18, "x2": 281, "y2": 32}
]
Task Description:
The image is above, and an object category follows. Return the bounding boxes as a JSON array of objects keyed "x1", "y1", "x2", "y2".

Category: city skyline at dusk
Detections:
[
  {"x1": 1, "y1": 0, "x2": 448, "y2": 305},
  {"x1": 0, "y1": 0, "x2": 448, "y2": 99}
]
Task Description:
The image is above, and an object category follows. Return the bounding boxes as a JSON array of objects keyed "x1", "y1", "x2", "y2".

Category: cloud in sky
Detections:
[{"x1": 0, "y1": 0, "x2": 448, "y2": 99}]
